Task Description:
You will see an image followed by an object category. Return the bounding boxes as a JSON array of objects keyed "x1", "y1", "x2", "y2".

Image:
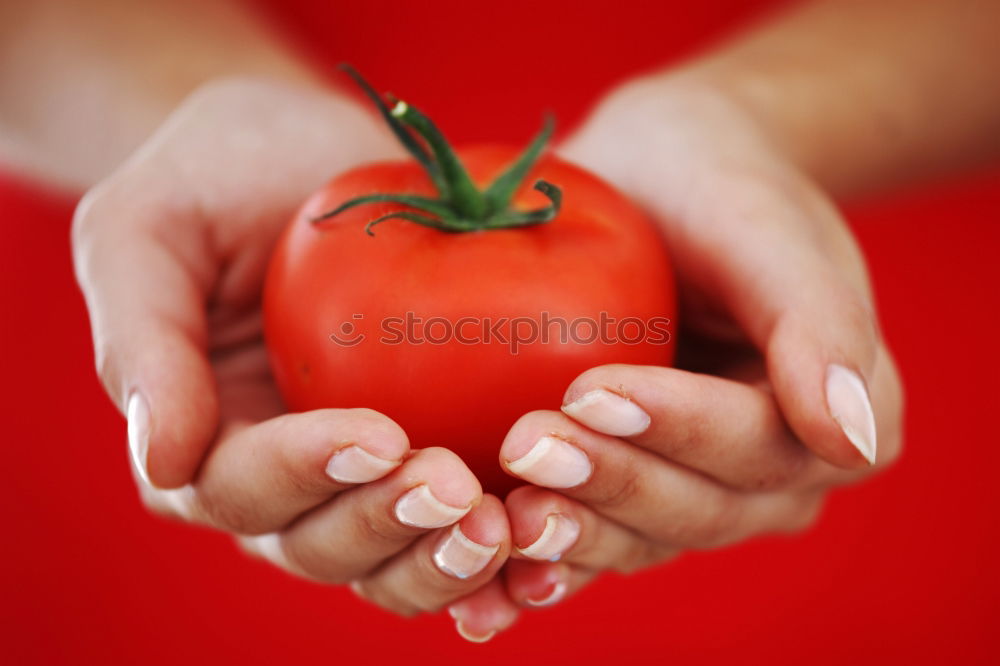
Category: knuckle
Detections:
[
  {"x1": 641, "y1": 415, "x2": 699, "y2": 462},
  {"x1": 71, "y1": 185, "x2": 107, "y2": 245},
  {"x1": 738, "y1": 472, "x2": 790, "y2": 493},
  {"x1": 282, "y1": 509, "x2": 409, "y2": 584},
  {"x1": 280, "y1": 538, "x2": 350, "y2": 585},
  {"x1": 400, "y1": 586, "x2": 453, "y2": 616},
  {"x1": 692, "y1": 513, "x2": 735, "y2": 549},
  {"x1": 382, "y1": 598, "x2": 422, "y2": 618},
  {"x1": 836, "y1": 289, "x2": 878, "y2": 346},
  {"x1": 354, "y1": 579, "x2": 423, "y2": 617},
  {"x1": 613, "y1": 538, "x2": 665, "y2": 574},
  {"x1": 195, "y1": 489, "x2": 262, "y2": 535},
  {"x1": 275, "y1": 443, "x2": 328, "y2": 498},
  {"x1": 590, "y1": 456, "x2": 643, "y2": 511},
  {"x1": 71, "y1": 177, "x2": 129, "y2": 255},
  {"x1": 667, "y1": 495, "x2": 739, "y2": 548},
  {"x1": 279, "y1": 463, "x2": 323, "y2": 499},
  {"x1": 418, "y1": 547, "x2": 481, "y2": 610},
  {"x1": 354, "y1": 506, "x2": 406, "y2": 545},
  {"x1": 736, "y1": 452, "x2": 809, "y2": 492},
  {"x1": 782, "y1": 495, "x2": 825, "y2": 535},
  {"x1": 268, "y1": 417, "x2": 355, "y2": 496}
]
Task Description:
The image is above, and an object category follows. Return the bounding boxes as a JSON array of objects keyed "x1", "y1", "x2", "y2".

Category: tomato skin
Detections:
[{"x1": 264, "y1": 145, "x2": 676, "y2": 494}]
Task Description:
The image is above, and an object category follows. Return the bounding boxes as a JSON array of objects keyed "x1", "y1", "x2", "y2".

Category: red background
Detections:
[{"x1": 3, "y1": 1, "x2": 999, "y2": 664}]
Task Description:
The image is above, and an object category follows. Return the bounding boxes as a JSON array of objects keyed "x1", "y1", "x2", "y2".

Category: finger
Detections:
[
  {"x1": 561, "y1": 364, "x2": 811, "y2": 490},
  {"x1": 185, "y1": 408, "x2": 408, "y2": 534},
  {"x1": 273, "y1": 447, "x2": 481, "y2": 583},
  {"x1": 445, "y1": 578, "x2": 521, "y2": 644},
  {"x1": 500, "y1": 411, "x2": 823, "y2": 548},
  {"x1": 505, "y1": 485, "x2": 677, "y2": 572},
  {"x1": 351, "y1": 495, "x2": 509, "y2": 616},
  {"x1": 503, "y1": 559, "x2": 598, "y2": 609},
  {"x1": 680, "y1": 178, "x2": 883, "y2": 470},
  {"x1": 799, "y1": 343, "x2": 906, "y2": 489},
  {"x1": 73, "y1": 179, "x2": 217, "y2": 488},
  {"x1": 766, "y1": 287, "x2": 881, "y2": 469}
]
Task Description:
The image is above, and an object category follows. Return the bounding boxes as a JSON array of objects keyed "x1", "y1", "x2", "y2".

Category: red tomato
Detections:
[{"x1": 264, "y1": 145, "x2": 676, "y2": 493}]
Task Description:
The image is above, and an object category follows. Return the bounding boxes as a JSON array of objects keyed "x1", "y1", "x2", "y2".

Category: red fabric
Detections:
[{"x1": 3, "y1": 1, "x2": 998, "y2": 663}]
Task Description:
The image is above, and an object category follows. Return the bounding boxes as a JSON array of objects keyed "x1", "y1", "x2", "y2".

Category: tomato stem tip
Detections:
[{"x1": 312, "y1": 64, "x2": 562, "y2": 235}]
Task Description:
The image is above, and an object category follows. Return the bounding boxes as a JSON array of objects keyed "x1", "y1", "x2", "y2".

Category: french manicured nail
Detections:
[
  {"x1": 433, "y1": 524, "x2": 500, "y2": 579},
  {"x1": 126, "y1": 392, "x2": 151, "y2": 484},
  {"x1": 448, "y1": 607, "x2": 496, "y2": 643},
  {"x1": 526, "y1": 580, "x2": 567, "y2": 607},
  {"x1": 506, "y1": 436, "x2": 592, "y2": 488},
  {"x1": 325, "y1": 445, "x2": 399, "y2": 483},
  {"x1": 517, "y1": 513, "x2": 580, "y2": 561},
  {"x1": 394, "y1": 484, "x2": 471, "y2": 528},
  {"x1": 561, "y1": 388, "x2": 651, "y2": 437},
  {"x1": 825, "y1": 364, "x2": 877, "y2": 465}
]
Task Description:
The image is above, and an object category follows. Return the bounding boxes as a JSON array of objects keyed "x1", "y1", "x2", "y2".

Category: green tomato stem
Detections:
[
  {"x1": 312, "y1": 65, "x2": 562, "y2": 235},
  {"x1": 390, "y1": 100, "x2": 488, "y2": 220}
]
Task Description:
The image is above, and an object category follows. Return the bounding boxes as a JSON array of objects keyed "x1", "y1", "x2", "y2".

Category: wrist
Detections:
[{"x1": 679, "y1": 58, "x2": 835, "y2": 188}]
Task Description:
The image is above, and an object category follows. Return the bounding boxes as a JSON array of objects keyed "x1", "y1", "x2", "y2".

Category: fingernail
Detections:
[
  {"x1": 825, "y1": 364, "x2": 878, "y2": 465},
  {"x1": 505, "y1": 436, "x2": 592, "y2": 488},
  {"x1": 517, "y1": 513, "x2": 580, "y2": 561},
  {"x1": 325, "y1": 445, "x2": 399, "y2": 483},
  {"x1": 433, "y1": 524, "x2": 500, "y2": 579},
  {"x1": 394, "y1": 484, "x2": 471, "y2": 528},
  {"x1": 561, "y1": 388, "x2": 650, "y2": 437},
  {"x1": 126, "y1": 392, "x2": 151, "y2": 484},
  {"x1": 448, "y1": 607, "x2": 496, "y2": 643},
  {"x1": 526, "y1": 580, "x2": 567, "y2": 607}
]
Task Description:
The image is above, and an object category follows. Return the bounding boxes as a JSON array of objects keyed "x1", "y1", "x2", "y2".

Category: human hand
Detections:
[
  {"x1": 448, "y1": 72, "x2": 904, "y2": 634},
  {"x1": 72, "y1": 77, "x2": 511, "y2": 615}
]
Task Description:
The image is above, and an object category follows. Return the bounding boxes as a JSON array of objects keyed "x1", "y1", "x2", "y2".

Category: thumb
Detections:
[
  {"x1": 712, "y1": 196, "x2": 881, "y2": 470},
  {"x1": 763, "y1": 269, "x2": 880, "y2": 469},
  {"x1": 557, "y1": 93, "x2": 881, "y2": 470},
  {"x1": 73, "y1": 180, "x2": 219, "y2": 488}
]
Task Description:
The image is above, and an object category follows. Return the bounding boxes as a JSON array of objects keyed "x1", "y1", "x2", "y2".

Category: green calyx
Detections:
[{"x1": 311, "y1": 64, "x2": 562, "y2": 236}]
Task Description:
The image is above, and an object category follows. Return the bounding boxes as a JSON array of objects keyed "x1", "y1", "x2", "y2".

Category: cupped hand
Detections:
[
  {"x1": 451, "y1": 73, "x2": 904, "y2": 635},
  {"x1": 71, "y1": 77, "x2": 511, "y2": 615}
]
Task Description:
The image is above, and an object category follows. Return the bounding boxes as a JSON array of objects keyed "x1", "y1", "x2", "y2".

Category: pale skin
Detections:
[{"x1": 5, "y1": 0, "x2": 998, "y2": 642}]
